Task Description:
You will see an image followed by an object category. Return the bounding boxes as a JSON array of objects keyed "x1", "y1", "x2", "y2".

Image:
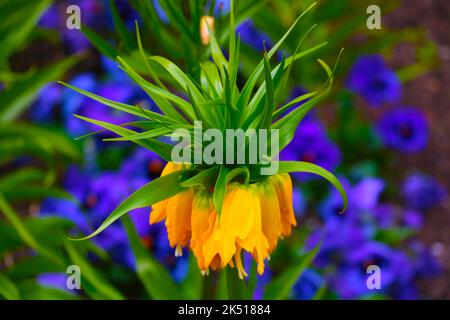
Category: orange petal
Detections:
[
  {"x1": 165, "y1": 189, "x2": 194, "y2": 248},
  {"x1": 272, "y1": 174, "x2": 297, "y2": 236},
  {"x1": 190, "y1": 192, "x2": 214, "y2": 270},
  {"x1": 258, "y1": 181, "x2": 282, "y2": 253}
]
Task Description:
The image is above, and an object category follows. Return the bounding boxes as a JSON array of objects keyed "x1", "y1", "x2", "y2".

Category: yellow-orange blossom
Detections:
[{"x1": 150, "y1": 163, "x2": 297, "y2": 278}]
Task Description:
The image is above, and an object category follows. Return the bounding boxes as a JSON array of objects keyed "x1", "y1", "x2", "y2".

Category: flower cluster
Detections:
[{"x1": 150, "y1": 163, "x2": 297, "y2": 278}]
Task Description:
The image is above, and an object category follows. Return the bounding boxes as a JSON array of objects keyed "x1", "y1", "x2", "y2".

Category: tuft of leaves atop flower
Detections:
[{"x1": 61, "y1": 1, "x2": 347, "y2": 240}]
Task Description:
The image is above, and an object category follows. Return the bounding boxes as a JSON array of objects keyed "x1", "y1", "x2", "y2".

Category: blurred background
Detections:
[{"x1": 0, "y1": 0, "x2": 449, "y2": 300}]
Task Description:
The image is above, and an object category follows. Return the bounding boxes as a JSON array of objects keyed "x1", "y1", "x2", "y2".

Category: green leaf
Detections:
[
  {"x1": 0, "y1": 192, "x2": 65, "y2": 266},
  {"x1": 148, "y1": 56, "x2": 204, "y2": 102},
  {"x1": 81, "y1": 25, "x2": 117, "y2": 59},
  {"x1": 59, "y1": 81, "x2": 170, "y2": 123},
  {"x1": 122, "y1": 215, "x2": 180, "y2": 299},
  {"x1": 180, "y1": 167, "x2": 219, "y2": 189},
  {"x1": 180, "y1": 254, "x2": 203, "y2": 299},
  {"x1": 108, "y1": 0, "x2": 135, "y2": 50},
  {"x1": 200, "y1": 61, "x2": 223, "y2": 98},
  {"x1": 278, "y1": 161, "x2": 348, "y2": 212},
  {"x1": 259, "y1": 54, "x2": 275, "y2": 129},
  {"x1": 118, "y1": 57, "x2": 194, "y2": 122},
  {"x1": 273, "y1": 57, "x2": 336, "y2": 151},
  {"x1": 213, "y1": 166, "x2": 250, "y2": 215},
  {"x1": 17, "y1": 280, "x2": 79, "y2": 300},
  {"x1": 135, "y1": 21, "x2": 167, "y2": 90},
  {"x1": 74, "y1": 114, "x2": 174, "y2": 161},
  {"x1": 236, "y1": 2, "x2": 317, "y2": 115},
  {"x1": 158, "y1": 0, "x2": 194, "y2": 41},
  {"x1": 64, "y1": 240, "x2": 124, "y2": 300},
  {"x1": 0, "y1": 274, "x2": 20, "y2": 300},
  {"x1": 0, "y1": 123, "x2": 81, "y2": 160},
  {"x1": 0, "y1": 0, "x2": 52, "y2": 66},
  {"x1": 264, "y1": 243, "x2": 320, "y2": 299},
  {"x1": 213, "y1": 166, "x2": 230, "y2": 216},
  {"x1": 71, "y1": 170, "x2": 188, "y2": 240},
  {"x1": 0, "y1": 56, "x2": 79, "y2": 123}
]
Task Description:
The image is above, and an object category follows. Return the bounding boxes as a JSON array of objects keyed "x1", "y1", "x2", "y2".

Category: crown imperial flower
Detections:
[
  {"x1": 64, "y1": 2, "x2": 347, "y2": 278},
  {"x1": 150, "y1": 162, "x2": 298, "y2": 277}
]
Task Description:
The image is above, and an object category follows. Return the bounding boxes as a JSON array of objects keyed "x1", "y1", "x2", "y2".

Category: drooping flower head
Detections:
[{"x1": 150, "y1": 165, "x2": 297, "y2": 277}]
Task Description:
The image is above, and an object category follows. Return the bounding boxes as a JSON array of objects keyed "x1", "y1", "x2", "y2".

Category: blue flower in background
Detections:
[
  {"x1": 292, "y1": 186, "x2": 306, "y2": 218},
  {"x1": 402, "y1": 173, "x2": 446, "y2": 211},
  {"x1": 62, "y1": 73, "x2": 97, "y2": 117},
  {"x1": 403, "y1": 209, "x2": 423, "y2": 229},
  {"x1": 373, "y1": 204, "x2": 424, "y2": 230},
  {"x1": 121, "y1": 148, "x2": 166, "y2": 181},
  {"x1": 213, "y1": 0, "x2": 231, "y2": 16},
  {"x1": 61, "y1": 75, "x2": 152, "y2": 137},
  {"x1": 319, "y1": 177, "x2": 384, "y2": 222},
  {"x1": 153, "y1": 0, "x2": 169, "y2": 24},
  {"x1": 31, "y1": 83, "x2": 62, "y2": 123},
  {"x1": 410, "y1": 241, "x2": 442, "y2": 278},
  {"x1": 346, "y1": 54, "x2": 401, "y2": 107},
  {"x1": 372, "y1": 204, "x2": 396, "y2": 229},
  {"x1": 37, "y1": 273, "x2": 74, "y2": 293},
  {"x1": 307, "y1": 218, "x2": 369, "y2": 268},
  {"x1": 332, "y1": 242, "x2": 412, "y2": 299},
  {"x1": 40, "y1": 150, "x2": 187, "y2": 281},
  {"x1": 38, "y1": 0, "x2": 105, "y2": 53},
  {"x1": 237, "y1": 20, "x2": 275, "y2": 54},
  {"x1": 351, "y1": 177, "x2": 385, "y2": 213},
  {"x1": 376, "y1": 107, "x2": 428, "y2": 153},
  {"x1": 293, "y1": 269, "x2": 324, "y2": 300},
  {"x1": 280, "y1": 116, "x2": 341, "y2": 180}
]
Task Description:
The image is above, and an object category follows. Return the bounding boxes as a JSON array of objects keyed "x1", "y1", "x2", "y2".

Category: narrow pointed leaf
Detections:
[
  {"x1": 122, "y1": 215, "x2": 180, "y2": 299},
  {"x1": 278, "y1": 161, "x2": 348, "y2": 212},
  {"x1": 70, "y1": 170, "x2": 187, "y2": 240}
]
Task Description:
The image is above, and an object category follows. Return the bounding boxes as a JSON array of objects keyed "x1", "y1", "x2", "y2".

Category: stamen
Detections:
[
  {"x1": 201, "y1": 269, "x2": 209, "y2": 276},
  {"x1": 234, "y1": 250, "x2": 248, "y2": 279},
  {"x1": 174, "y1": 245, "x2": 183, "y2": 257}
]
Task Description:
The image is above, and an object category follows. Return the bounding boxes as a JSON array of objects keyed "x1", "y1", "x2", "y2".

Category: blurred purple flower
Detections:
[
  {"x1": 351, "y1": 178, "x2": 385, "y2": 212},
  {"x1": 293, "y1": 269, "x2": 324, "y2": 300},
  {"x1": 410, "y1": 241, "x2": 442, "y2": 278},
  {"x1": 319, "y1": 177, "x2": 383, "y2": 221},
  {"x1": 236, "y1": 20, "x2": 281, "y2": 60},
  {"x1": 332, "y1": 242, "x2": 412, "y2": 299},
  {"x1": 402, "y1": 173, "x2": 446, "y2": 211},
  {"x1": 307, "y1": 219, "x2": 368, "y2": 268},
  {"x1": 376, "y1": 107, "x2": 428, "y2": 153},
  {"x1": 40, "y1": 152, "x2": 187, "y2": 281},
  {"x1": 37, "y1": 273, "x2": 72, "y2": 293},
  {"x1": 293, "y1": 186, "x2": 306, "y2": 218},
  {"x1": 63, "y1": 79, "x2": 150, "y2": 137},
  {"x1": 153, "y1": 0, "x2": 169, "y2": 24},
  {"x1": 346, "y1": 54, "x2": 401, "y2": 107},
  {"x1": 62, "y1": 73, "x2": 97, "y2": 117},
  {"x1": 372, "y1": 204, "x2": 396, "y2": 229},
  {"x1": 121, "y1": 148, "x2": 165, "y2": 181},
  {"x1": 403, "y1": 210, "x2": 423, "y2": 229},
  {"x1": 280, "y1": 117, "x2": 341, "y2": 179},
  {"x1": 31, "y1": 83, "x2": 62, "y2": 123},
  {"x1": 213, "y1": 0, "x2": 231, "y2": 16},
  {"x1": 39, "y1": 0, "x2": 105, "y2": 53}
]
